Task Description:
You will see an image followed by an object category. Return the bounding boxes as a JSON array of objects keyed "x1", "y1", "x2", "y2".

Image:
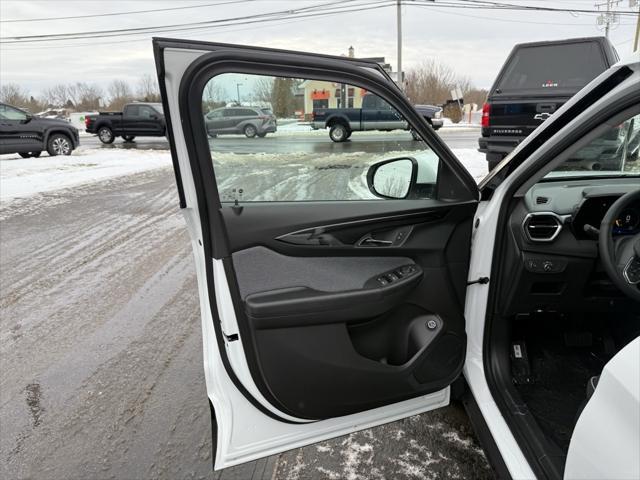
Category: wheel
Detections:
[
  {"x1": 18, "y1": 151, "x2": 41, "y2": 158},
  {"x1": 98, "y1": 126, "x2": 115, "y2": 144},
  {"x1": 122, "y1": 135, "x2": 136, "y2": 142},
  {"x1": 244, "y1": 124, "x2": 258, "y2": 138},
  {"x1": 257, "y1": 132, "x2": 267, "y2": 138},
  {"x1": 329, "y1": 123, "x2": 349, "y2": 142},
  {"x1": 47, "y1": 134, "x2": 73, "y2": 156}
]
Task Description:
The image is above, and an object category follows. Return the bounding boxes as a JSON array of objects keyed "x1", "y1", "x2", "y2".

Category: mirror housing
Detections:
[{"x1": 366, "y1": 157, "x2": 418, "y2": 199}]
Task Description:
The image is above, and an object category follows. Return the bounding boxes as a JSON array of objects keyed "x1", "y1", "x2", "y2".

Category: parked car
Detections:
[
  {"x1": 204, "y1": 106, "x2": 277, "y2": 138},
  {"x1": 479, "y1": 36, "x2": 618, "y2": 170},
  {"x1": 84, "y1": 102, "x2": 165, "y2": 144},
  {"x1": 155, "y1": 38, "x2": 640, "y2": 480},
  {"x1": 0, "y1": 103, "x2": 79, "y2": 157},
  {"x1": 312, "y1": 92, "x2": 442, "y2": 142}
]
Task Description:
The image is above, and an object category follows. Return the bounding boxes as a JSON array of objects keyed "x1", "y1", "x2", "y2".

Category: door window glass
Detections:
[
  {"x1": 545, "y1": 113, "x2": 640, "y2": 178},
  {"x1": 139, "y1": 106, "x2": 155, "y2": 118},
  {"x1": 125, "y1": 105, "x2": 139, "y2": 116},
  {"x1": 201, "y1": 73, "x2": 440, "y2": 202},
  {"x1": 0, "y1": 104, "x2": 27, "y2": 121}
]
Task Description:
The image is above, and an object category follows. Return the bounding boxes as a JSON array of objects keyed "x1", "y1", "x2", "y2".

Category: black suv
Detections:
[
  {"x1": 479, "y1": 37, "x2": 618, "y2": 170},
  {"x1": 0, "y1": 103, "x2": 79, "y2": 157},
  {"x1": 204, "y1": 106, "x2": 277, "y2": 138}
]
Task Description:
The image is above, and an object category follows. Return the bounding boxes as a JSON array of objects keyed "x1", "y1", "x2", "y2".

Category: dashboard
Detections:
[
  {"x1": 572, "y1": 196, "x2": 640, "y2": 239},
  {"x1": 523, "y1": 180, "x2": 640, "y2": 241},
  {"x1": 499, "y1": 178, "x2": 640, "y2": 316}
]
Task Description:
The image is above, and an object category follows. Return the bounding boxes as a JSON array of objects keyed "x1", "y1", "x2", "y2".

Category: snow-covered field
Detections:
[
  {"x1": 0, "y1": 149, "x2": 171, "y2": 200},
  {"x1": 0, "y1": 144, "x2": 486, "y2": 203}
]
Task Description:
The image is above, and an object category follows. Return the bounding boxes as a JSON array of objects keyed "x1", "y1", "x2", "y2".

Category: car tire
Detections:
[
  {"x1": 244, "y1": 124, "x2": 258, "y2": 138},
  {"x1": 18, "y1": 151, "x2": 42, "y2": 158},
  {"x1": 257, "y1": 132, "x2": 267, "y2": 138},
  {"x1": 47, "y1": 133, "x2": 73, "y2": 156},
  {"x1": 98, "y1": 126, "x2": 115, "y2": 144},
  {"x1": 329, "y1": 123, "x2": 349, "y2": 142},
  {"x1": 122, "y1": 135, "x2": 136, "y2": 142}
]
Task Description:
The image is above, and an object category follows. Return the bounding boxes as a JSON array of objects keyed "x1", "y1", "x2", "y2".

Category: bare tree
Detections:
[
  {"x1": 107, "y1": 79, "x2": 133, "y2": 110},
  {"x1": 202, "y1": 81, "x2": 226, "y2": 112},
  {"x1": 41, "y1": 84, "x2": 69, "y2": 108},
  {"x1": 137, "y1": 74, "x2": 160, "y2": 102},
  {"x1": 253, "y1": 77, "x2": 274, "y2": 104},
  {"x1": 0, "y1": 83, "x2": 29, "y2": 107},
  {"x1": 405, "y1": 59, "x2": 460, "y2": 106},
  {"x1": 405, "y1": 59, "x2": 484, "y2": 122}
]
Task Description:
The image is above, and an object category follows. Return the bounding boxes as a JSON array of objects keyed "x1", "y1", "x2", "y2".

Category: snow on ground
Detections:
[
  {"x1": 0, "y1": 149, "x2": 171, "y2": 201},
  {"x1": 0, "y1": 145, "x2": 485, "y2": 203}
]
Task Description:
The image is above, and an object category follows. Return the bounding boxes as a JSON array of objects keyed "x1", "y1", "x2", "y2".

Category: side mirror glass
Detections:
[{"x1": 367, "y1": 157, "x2": 417, "y2": 199}]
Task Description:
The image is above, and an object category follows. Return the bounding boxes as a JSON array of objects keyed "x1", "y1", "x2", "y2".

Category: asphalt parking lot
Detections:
[{"x1": 0, "y1": 128, "x2": 493, "y2": 480}]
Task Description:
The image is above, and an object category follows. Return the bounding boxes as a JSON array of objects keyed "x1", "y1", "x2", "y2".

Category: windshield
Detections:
[
  {"x1": 496, "y1": 42, "x2": 606, "y2": 94},
  {"x1": 545, "y1": 113, "x2": 640, "y2": 179}
]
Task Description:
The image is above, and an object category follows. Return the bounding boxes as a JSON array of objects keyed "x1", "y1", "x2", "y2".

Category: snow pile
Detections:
[
  {"x1": 0, "y1": 149, "x2": 171, "y2": 201},
  {"x1": 0, "y1": 146, "x2": 486, "y2": 203}
]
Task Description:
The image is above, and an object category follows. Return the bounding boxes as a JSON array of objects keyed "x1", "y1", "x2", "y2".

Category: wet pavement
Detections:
[
  {"x1": 1, "y1": 130, "x2": 493, "y2": 480},
  {"x1": 79, "y1": 127, "x2": 481, "y2": 153}
]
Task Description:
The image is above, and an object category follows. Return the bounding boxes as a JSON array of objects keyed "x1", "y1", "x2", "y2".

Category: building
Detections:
[{"x1": 299, "y1": 47, "x2": 393, "y2": 120}]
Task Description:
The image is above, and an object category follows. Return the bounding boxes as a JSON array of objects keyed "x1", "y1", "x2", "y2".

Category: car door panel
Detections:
[
  {"x1": 155, "y1": 38, "x2": 479, "y2": 468},
  {"x1": 223, "y1": 205, "x2": 472, "y2": 420}
]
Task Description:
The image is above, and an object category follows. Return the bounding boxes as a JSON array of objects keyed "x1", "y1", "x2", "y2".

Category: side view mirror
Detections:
[
  {"x1": 366, "y1": 157, "x2": 417, "y2": 199},
  {"x1": 24, "y1": 113, "x2": 33, "y2": 122}
]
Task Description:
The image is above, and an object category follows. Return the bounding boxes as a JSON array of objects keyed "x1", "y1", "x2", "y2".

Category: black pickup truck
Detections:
[
  {"x1": 85, "y1": 102, "x2": 165, "y2": 144},
  {"x1": 480, "y1": 36, "x2": 618, "y2": 170},
  {"x1": 312, "y1": 93, "x2": 443, "y2": 142}
]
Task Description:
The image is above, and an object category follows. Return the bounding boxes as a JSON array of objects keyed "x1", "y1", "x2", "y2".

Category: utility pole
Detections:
[
  {"x1": 397, "y1": 0, "x2": 402, "y2": 90},
  {"x1": 595, "y1": 0, "x2": 621, "y2": 38},
  {"x1": 632, "y1": 0, "x2": 640, "y2": 51}
]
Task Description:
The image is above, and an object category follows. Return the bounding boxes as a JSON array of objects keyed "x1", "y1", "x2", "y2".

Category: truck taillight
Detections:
[
  {"x1": 85, "y1": 117, "x2": 91, "y2": 127},
  {"x1": 481, "y1": 103, "x2": 490, "y2": 128}
]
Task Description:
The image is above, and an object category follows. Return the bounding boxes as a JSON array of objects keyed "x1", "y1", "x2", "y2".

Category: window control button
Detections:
[
  {"x1": 387, "y1": 273, "x2": 399, "y2": 282},
  {"x1": 377, "y1": 276, "x2": 389, "y2": 286}
]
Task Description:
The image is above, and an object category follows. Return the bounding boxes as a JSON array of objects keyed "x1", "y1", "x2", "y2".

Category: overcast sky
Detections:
[{"x1": 1, "y1": 0, "x2": 638, "y2": 97}]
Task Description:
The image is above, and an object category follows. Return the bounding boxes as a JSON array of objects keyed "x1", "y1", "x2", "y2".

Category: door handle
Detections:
[{"x1": 359, "y1": 237, "x2": 393, "y2": 246}]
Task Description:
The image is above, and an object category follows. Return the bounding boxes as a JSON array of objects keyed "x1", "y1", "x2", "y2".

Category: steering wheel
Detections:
[{"x1": 599, "y1": 189, "x2": 640, "y2": 302}]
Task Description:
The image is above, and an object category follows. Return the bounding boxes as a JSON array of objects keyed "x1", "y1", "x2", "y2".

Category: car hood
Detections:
[{"x1": 33, "y1": 117, "x2": 78, "y2": 130}]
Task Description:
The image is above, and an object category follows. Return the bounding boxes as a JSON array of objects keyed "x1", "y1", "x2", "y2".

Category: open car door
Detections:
[{"x1": 153, "y1": 38, "x2": 480, "y2": 469}]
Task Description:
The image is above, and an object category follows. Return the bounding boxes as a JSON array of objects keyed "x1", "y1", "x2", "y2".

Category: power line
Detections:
[
  {"x1": 0, "y1": 0, "x2": 256, "y2": 23},
  {"x1": 410, "y1": 2, "x2": 636, "y2": 25},
  {"x1": 0, "y1": 0, "x2": 381, "y2": 43},
  {"x1": 2, "y1": 0, "x2": 637, "y2": 46},
  {"x1": 410, "y1": 0, "x2": 639, "y2": 16}
]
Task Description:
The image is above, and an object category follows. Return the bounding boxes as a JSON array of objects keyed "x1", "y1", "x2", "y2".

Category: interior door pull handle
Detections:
[{"x1": 360, "y1": 238, "x2": 393, "y2": 246}]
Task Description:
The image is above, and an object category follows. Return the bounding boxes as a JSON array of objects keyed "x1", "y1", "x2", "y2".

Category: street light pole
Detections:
[{"x1": 236, "y1": 83, "x2": 242, "y2": 104}]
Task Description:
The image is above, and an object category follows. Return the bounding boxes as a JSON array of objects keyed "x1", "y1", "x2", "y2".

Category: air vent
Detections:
[
  {"x1": 535, "y1": 196, "x2": 549, "y2": 205},
  {"x1": 523, "y1": 213, "x2": 563, "y2": 242}
]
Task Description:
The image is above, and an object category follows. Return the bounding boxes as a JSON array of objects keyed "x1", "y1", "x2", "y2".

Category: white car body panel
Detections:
[
  {"x1": 564, "y1": 337, "x2": 640, "y2": 480},
  {"x1": 464, "y1": 198, "x2": 536, "y2": 480},
  {"x1": 163, "y1": 46, "x2": 453, "y2": 470},
  {"x1": 161, "y1": 42, "x2": 639, "y2": 478}
]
